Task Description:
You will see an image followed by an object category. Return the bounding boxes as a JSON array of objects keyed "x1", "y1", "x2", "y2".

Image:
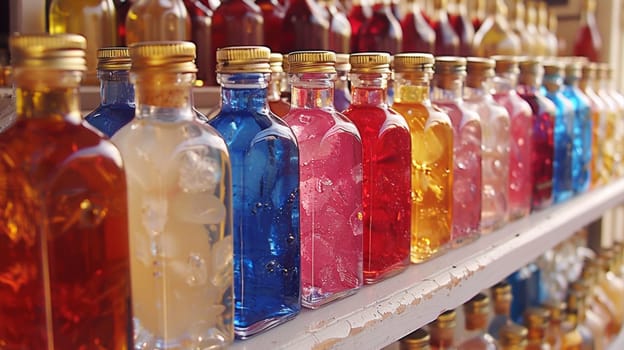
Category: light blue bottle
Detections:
[
  {"x1": 562, "y1": 60, "x2": 592, "y2": 193},
  {"x1": 208, "y1": 46, "x2": 301, "y2": 339},
  {"x1": 543, "y1": 62, "x2": 575, "y2": 203}
]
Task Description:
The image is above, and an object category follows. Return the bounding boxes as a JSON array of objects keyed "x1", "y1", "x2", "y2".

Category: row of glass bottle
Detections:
[{"x1": 398, "y1": 231, "x2": 624, "y2": 350}]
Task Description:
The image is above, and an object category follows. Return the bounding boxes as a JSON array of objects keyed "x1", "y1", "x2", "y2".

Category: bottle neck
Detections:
[
  {"x1": 465, "y1": 74, "x2": 492, "y2": 98},
  {"x1": 336, "y1": 70, "x2": 350, "y2": 91},
  {"x1": 393, "y1": 72, "x2": 432, "y2": 105},
  {"x1": 350, "y1": 72, "x2": 390, "y2": 107},
  {"x1": 493, "y1": 72, "x2": 518, "y2": 94},
  {"x1": 133, "y1": 71, "x2": 196, "y2": 121},
  {"x1": 290, "y1": 72, "x2": 335, "y2": 109},
  {"x1": 432, "y1": 73, "x2": 464, "y2": 102},
  {"x1": 543, "y1": 74, "x2": 563, "y2": 93},
  {"x1": 99, "y1": 70, "x2": 135, "y2": 106},
  {"x1": 217, "y1": 72, "x2": 270, "y2": 113},
  {"x1": 517, "y1": 71, "x2": 543, "y2": 93},
  {"x1": 465, "y1": 313, "x2": 488, "y2": 332},
  {"x1": 493, "y1": 300, "x2": 511, "y2": 316},
  {"x1": 564, "y1": 76, "x2": 580, "y2": 88},
  {"x1": 268, "y1": 71, "x2": 283, "y2": 102}
]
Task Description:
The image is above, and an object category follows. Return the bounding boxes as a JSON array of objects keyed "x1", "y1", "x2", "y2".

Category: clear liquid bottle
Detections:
[
  {"x1": 392, "y1": 53, "x2": 453, "y2": 263},
  {"x1": 48, "y1": 0, "x2": 117, "y2": 85},
  {"x1": 282, "y1": 0, "x2": 330, "y2": 52},
  {"x1": 524, "y1": 307, "x2": 552, "y2": 350},
  {"x1": 432, "y1": 56, "x2": 481, "y2": 246},
  {"x1": 489, "y1": 282, "x2": 517, "y2": 340},
  {"x1": 357, "y1": 0, "x2": 403, "y2": 54},
  {"x1": 268, "y1": 53, "x2": 290, "y2": 117},
  {"x1": 562, "y1": 60, "x2": 592, "y2": 194},
  {"x1": 472, "y1": 0, "x2": 521, "y2": 58},
  {"x1": 112, "y1": 41, "x2": 234, "y2": 348},
  {"x1": 283, "y1": 51, "x2": 363, "y2": 308},
  {"x1": 256, "y1": 0, "x2": 286, "y2": 53},
  {"x1": 401, "y1": 328, "x2": 432, "y2": 350},
  {"x1": 464, "y1": 57, "x2": 509, "y2": 233},
  {"x1": 342, "y1": 53, "x2": 411, "y2": 284},
  {"x1": 429, "y1": 310, "x2": 457, "y2": 350},
  {"x1": 492, "y1": 56, "x2": 533, "y2": 220},
  {"x1": 126, "y1": 0, "x2": 191, "y2": 44},
  {"x1": 458, "y1": 293, "x2": 498, "y2": 350},
  {"x1": 499, "y1": 323, "x2": 528, "y2": 350},
  {"x1": 334, "y1": 53, "x2": 352, "y2": 112},
  {"x1": 0, "y1": 32, "x2": 132, "y2": 350},
  {"x1": 400, "y1": 0, "x2": 435, "y2": 53},
  {"x1": 542, "y1": 62, "x2": 574, "y2": 204},
  {"x1": 347, "y1": 0, "x2": 372, "y2": 52},
  {"x1": 85, "y1": 47, "x2": 135, "y2": 138},
  {"x1": 516, "y1": 57, "x2": 555, "y2": 211},
  {"x1": 573, "y1": 0, "x2": 601, "y2": 62},
  {"x1": 207, "y1": 46, "x2": 300, "y2": 338},
  {"x1": 430, "y1": 0, "x2": 460, "y2": 56},
  {"x1": 595, "y1": 64, "x2": 621, "y2": 179}
]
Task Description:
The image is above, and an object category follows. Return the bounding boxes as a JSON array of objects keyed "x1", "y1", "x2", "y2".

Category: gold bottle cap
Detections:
[
  {"x1": 499, "y1": 323, "x2": 528, "y2": 347},
  {"x1": 336, "y1": 53, "x2": 351, "y2": 72},
  {"x1": 393, "y1": 53, "x2": 435, "y2": 73},
  {"x1": 524, "y1": 307, "x2": 550, "y2": 328},
  {"x1": 9, "y1": 33, "x2": 86, "y2": 71},
  {"x1": 215, "y1": 46, "x2": 270, "y2": 74},
  {"x1": 288, "y1": 51, "x2": 336, "y2": 74},
  {"x1": 97, "y1": 47, "x2": 131, "y2": 71},
  {"x1": 270, "y1": 53, "x2": 284, "y2": 74},
  {"x1": 432, "y1": 309, "x2": 457, "y2": 329},
  {"x1": 543, "y1": 300, "x2": 566, "y2": 321},
  {"x1": 492, "y1": 55, "x2": 520, "y2": 74},
  {"x1": 464, "y1": 293, "x2": 490, "y2": 315},
  {"x1": 349, "y1": 52, "x2": 392, "y2": 74},
  {"x1": 130, "y1": 41, "x2": 197, "y2": 73},
  {"x1": 434, "y1": 56, "x2": 467, "y2": 74},
  {"x1": 491, "y1": 281, "x2": 513, "y2": 302},
  {"x1": 400, "y1": 328, "x2": 431, "y2": 350}
]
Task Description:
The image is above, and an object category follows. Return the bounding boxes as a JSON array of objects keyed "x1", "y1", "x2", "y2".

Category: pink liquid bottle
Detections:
[
  {"x1": 430, "y1": 0, "x2": 460, "y2": 56},
  {"x1": 284, "y1": 51, "x2": 363, "y2": 308},
  {"x1": 492, "y1": 56, "x2": 534, "y2": 221},
  {"x1": 282, "y1": 0, "x2": 330, "y2": 52},
  {"x1": 432, "y1": 56, "x2": 482, "y2": 246},
  {"x1": 516, "y1": 57, "x2": 555, "y2": 210},
  {"x1": 357, "y1": 0, "x2": 403, "y2": 54},
  {"x1": 343, "y1": 53, "x2": 411, "y2": 284},
  {"x1": 400, "y1": 0, "x2": 435, "y2": 53},
  {"x1": 464, "y1": 57, "x2": 509, "y2": 234},
  {"x1": 347, "y1": 0, "x2": 372, "y2": 52}
]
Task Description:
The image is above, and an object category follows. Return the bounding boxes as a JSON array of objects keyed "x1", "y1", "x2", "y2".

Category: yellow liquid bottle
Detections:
[
  {"x1": 125, "y1": 0, "x2": 191, "y2": 45},
  {"x1": 472, "y1": 0, "x2": 521, "y2": 57},
  {"x1": 508, "y1": 0, "x2": 534, "y2": 56},
  {"x1": 48, "y1": 0, "x2": 117, "y2": 85},
  {"x1": 392, "y1": 53, "x2": 453, "y2": 263}
]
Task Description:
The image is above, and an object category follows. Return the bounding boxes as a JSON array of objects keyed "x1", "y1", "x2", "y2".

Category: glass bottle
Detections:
[
  {"x1": 563, "y1": 290, "x2": 594, "y2": 350},
  {"x1": 430, "y1": 0, "x2": 460, "y2": 56},
  {"x1": 283, "y1": 51, "x2": 363, "y2": 308},
  {"x1": 324, "y1": 0, "x2": 352, "y2": 53},
  {"x1": 256, "y1": 0, "x2": 285, "y2": 53},
  {"x1": 392, "y1": 53, "x2": 453, "y2": 263},
  {"x1": 536, "y1": 2, "x2": 552, "y2": 54},
  {"x1": 211, "y1": 0, "x2": 263, "y2": 85},
  {"x1": 595, "y1": 64, "x2": 621, "y2": 179},
  {"x1": 492, "y1": 56, "x2": 532, "y2": 220},
  {"x1": 499, "y1": 323, "x2": 529, "y2": 350},
  {"x1": 472, "y1": 0, "x2": 521, "y2": 58},
  {"x1": 401, "y1": 0, "x2": 435, "y2": 53},
  {"x1": 573, "y1": 0, "x2": 601, "y2": 62},
  {"x1": 207, "y1": 46, "x2": 299, "y2": 338},
  {"x1": 581, "y1": 258, "x2": 621, "y2": 339},
  {"x1": 488, "y1": 281, "x2": 516, "y2": 340},
  {"x1": 579, "y1": 62, "x2": 607, "y2": 187},
  {"x1": 597, "y1": 251, "x2": 624, "y2": 327},
  {"x1": 602, "y1": 65, "x2": 624, "y2": 178},
  {"x1": 401, "y1": 328, "x2": 432, "y2": 350},
  {"x1": 48, "y1": 0, "x2": 117, "y2": 85},
  {"x1": 268, "y1": 53, "x2": 290, "y2": 117},
  {"x1": 570, "y1": 281, "x2": 606, "y2": 350},
  {"x1": 126, "y1": 0, "x2": 191, "y2": 44},
  {"x1": 334, "y1": 53, "x2": 352, "y2": 112},
  {"x1": 85, "y1": 47, "x2": 135, "y2": 138},
  {"x1": 357, "y1": 0, "x2": 403, "y2": 54},
  {"x1": 432, "y1": 56, "x2": 481, "y2": 246},
  {"x1": 114, "y1": 0, "x2": 133, "y2": 45},
  {"x1": 464, "y1": 57, "x2": 509, "y2": 233},
  {"x1": 508, "y1": 0, "x2": 534, "y2": 56},
  {"x1": 347, "y1": 0, "x2": 372, "y2": 52},
  {"x1": 516, "y1": 57, "x2": 555, "y2": 211},
  {"x1": 524, "y1": 307, "x2": 551, "y2": 350},
  {"x1": 547, "y1": 11, "x2": 559, "y2": 57},
  {"x1": 562, "y1": 60, "x2": 592, "y2": 194},
  {"x1": 0, "y1": 32, "x2": 131, "y2": 350},
  {"x1": 470, "y1": 0, "x2": 485, "y2": 31},
  {"x1": 0, "y1": 66, "x2": 15, "y2": 133},
  {"x1": 282, "y1": 0, "x2": 330, "y2": 52},
  {"x1": 524, "y1": 1, "x2": 547, "y2": 57},
  {"x1": 184, "y1": 0, "x2": 214, "y2": 86},
  {"x1": 112, "y1": 41, "x2": 233, "y2": 348},
  {"x1": 448, "y1": 0, "x2": 474, "y2": 56},
  {"x1": 458, "y1": 293, "x2": 498, "y2": 350},
  {"x1": 544, "y1": 301, "x2": 565, "y2": 350},
  {"x1": 429, "y1": 310, "x2": 457, "y2": 350},
  {"x1": 342, "y1": 53, "x2": 411, "y2": 283},
  {"x1": 542, "y1": 62, "x2": 574, "y2": 204}
]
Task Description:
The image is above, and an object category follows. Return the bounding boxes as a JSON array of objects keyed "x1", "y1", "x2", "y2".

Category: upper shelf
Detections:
[{"x1": 230, "y1": 179, "x2": 624, "y2": 350}]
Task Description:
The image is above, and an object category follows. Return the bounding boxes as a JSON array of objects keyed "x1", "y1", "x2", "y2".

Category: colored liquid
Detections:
[
  {"x1": 282, "y1": 0, "x2": 330, "y2": 52},
  {"x1": 209, "y1": 85, "x2": 300, "y2": 337},
  {"x1": 347, "y1": 4, "x2": 371, "y2": 52},
  {"x1": 473, "y1": 16, "x2": 521, "y2": 57},
  {"x1": 185, "y1": 0, "x2": 215, "y2": 85},
  {"x1": 334, "y1": 84, "x2": 351, "y2": 112},
  {"x1": 400, "y1": 6, "x2": 435, "y2": 53},
  {"x1": 256, "y1": 0, "x2": 286, "y2": 53},
  {"x1": 430, "y1": 10, "x2": 460, "y2": 56},
  {"x1": 457, "y1": 334, "x2": 498, "y2": 350},
  {"x1": 544, "y1": 88, "x2": 575, "y2": 203},
  {"x1": 125, "y1": 0, "x2": 191, "y2": 44},
  {"x1": 285, "y1": 102, "x2": 363, "y2": 308},
  {"x1": 114, "y1": 0, "x2": 132, "y2": 45},
  {"x1": 85, "y1": 72, "x2": 136, "y2": 137},
  {"x1": 0, "y1": 111, "x2": 131, "y2": 349},
  {"x1": 573, "y1": 23, "x2": 601, "y2": 62},
  {"x1": 269, "y1": 99, "x2": 291, "y2": 117},
  {"x1": 433, "y1": 100, "x2": 481, "y2": 245},
  {"x1": 448, "y1": 11, "x2": 474, "y2": 56},
  {"x1": 493, "y1": 90, "x2": 533, "y2": 220},
  {"x1": 517, "y1": 91, "x2": 554, "y2": 210},
  {"x1": 392, "y1": 89, "x2": 453, "y2": 263},
  {"x1": 597, "y1": 89, "x2": 619, "y2": 179},
  {"x1": 343, "y1": 89, "x2": 411, "y2": 284},
  {"x1": 562, "y1": 84, "x2": 592, "y2": 194},
  {"x1": 582, "y1": 88, "x2": 607, "y2": 186},
  {"x1": 357, "y1": 4, "x2": 402, "y2": 54},
  {"x1": 326, "y1": 2, "x2": 351, "y2": 53}
]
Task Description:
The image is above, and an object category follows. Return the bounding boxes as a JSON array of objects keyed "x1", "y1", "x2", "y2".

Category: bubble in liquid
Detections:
[{"x1": 176, "y1": 148, "x2": 221, "y2": 193}]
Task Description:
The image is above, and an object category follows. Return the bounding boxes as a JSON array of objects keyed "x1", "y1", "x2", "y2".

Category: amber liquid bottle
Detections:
[
  {"x1": 0, "y1": 33, "x2": 132, "y2": 350},
  {"x1": 125, "y1": 0, "x2": 191, "y2": 44},
  {"x1": 184, "y1": 0, "x2": 214, "y2": 85},
  {"x1": 472, "y1": 0, "x2": 520, "y2": 57},
  {"x1": 448, "y1": 0, "x2": 474, "y2": 56},
  {"x1": 357, "y1": 0, "x2": 403, "y2": 54},
  {"x1": 268, "y1": 53, "x2": 290, "y2": 117},
  {"x1": 573, "y1": 0, "x2": 601, "y2": 62},
  {"x1": 400, "y1": 0, "x2": 435, "y2": 53},
  {"x1": 256, "y1": 0, "x2": 286, "y2": 53},
  {"x1": 282, "y1": 0, "x2": 330, "y2": 52},
  {"x1": 430, "y1": 0, "x2": 460, "y2": 56}
]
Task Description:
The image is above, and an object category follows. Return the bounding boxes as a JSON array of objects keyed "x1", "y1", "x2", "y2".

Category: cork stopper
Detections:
[
  {"x1": 492, "y1": 55, "x2": 520, "y2": 75},
  {"x1": 288, "y1": 51, "x2": 336, "y2": 74},
  {"x1": 10, "y1": 33, "x2": 87, "y2": 71}
]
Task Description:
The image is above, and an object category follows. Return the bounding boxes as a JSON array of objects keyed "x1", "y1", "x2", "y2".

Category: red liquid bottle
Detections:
[
  {"x1": 282, "y1": 0, "x2": 330, "y2": 52},
  {"x1": 348, "y1": 0, "x2": 372, "y2": 52},
  {"x1": 211, "y1": 0, "x2": 263, "y2": 83},
  {"x1": 357, "y1": 0, "x2": 403, "y2": 54},
  {"x1": 185, "y1": 0, "x2": 214, "y2": 85},
  {"x1": 342, "y1": 53, "x2": 411, "y2": 284},
  {"x1": 471, "y1": 0, "x2": 485, "y2": 32},
  {"x1": 324, "y1": 0, "x2": 352, "y2": 53},
  {"x1": 573, "y1": 0, "x2": 601, "y2": 62},
  {"x1": 114, "y1": 0, "x2": 133, "y2": 45},
  {"x1": 256, "y1": 0, "x2": 286, "y2": 52},
  {"x1": 516, "y1": 57, "x2": 555, "y2": 210},
  {"x1": 448, "y1": 0, "x2": 475, "y2": 56},
  {"x1": 401, "y1": 0, "x2": 435, "y2": 53},
  {"x1": 430, "y1": 0, "x2": 460, "y2": 56}
]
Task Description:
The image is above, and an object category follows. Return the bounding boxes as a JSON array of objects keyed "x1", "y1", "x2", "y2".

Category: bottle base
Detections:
[
  {"x1": 451, "y1": 232, "x2": 480, "y2": 249},
  {"x1": 134, "y1": 318, "x2": 232, "y2": 350},
  {"x1": 234, "y1": 312, "x2": 299, "y2": 339},
  {"x1": 364, "y1": 261, "x2": 409, "y2": 284},
  {"x1": 410, "y1": 244, "x2": 450, "y2": 264},
  {"x1": 302, "y1": 286, "x2": 361, "y2": 309}
]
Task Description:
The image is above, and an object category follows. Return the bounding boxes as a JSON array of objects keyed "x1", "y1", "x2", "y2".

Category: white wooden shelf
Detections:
[{"x1": 230, "y1": 179, "x2": 624, "y2": 350}]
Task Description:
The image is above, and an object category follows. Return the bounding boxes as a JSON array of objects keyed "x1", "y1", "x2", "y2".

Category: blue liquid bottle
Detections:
[
  {"x1": 542, "y1": 62, "x2": 575, "y2": 203},
  {"x1": 562, "y1": 60, "x2": 592, "y2": 194},
  {"x1": 85, "y1": 47, "x2": 135, "y2": 137},
  {"x1": 208, "y1": 46, "x2": 301, "y2": 338},
  {"x1": 334, "y1": 53, "x2": 352, "y2": 112}
]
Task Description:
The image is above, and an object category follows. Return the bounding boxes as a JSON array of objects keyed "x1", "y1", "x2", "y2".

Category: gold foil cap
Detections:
[
  {"x1": 492, "y1": 55, "x2": 519, "y2": 74},
  {"x1": 270, "y1": 53, "x2": 284, "y2": 73},
  {"x1": 288, "y1": 51, "x2": 336, "y2": 74},
  {"x1": 130, "y1": 41, "x2": 197, "y2": 73},
  {"x1": 393, "y1": 53, "x2": 435, "y2": 73},
  {"x1": 216, "y1": 46, "x2": 270, "y2": 73},
  {"x1": 499, "y1": 323, "x2": 528, "y2": 347},
  {"x1": 432, "y1": 310, "x2": 457, "y2": 329},
  {"x1": 524, "y1": 307, "x2": 550, "y2": 328},
  {"x1": 400, "y1": 328, "x2": 430, "y2": 350},
  {"x1": 97, "y1": 47, "x2": 131, "y2": 71},
  {"x1": 10, "y1": 33, "x2": 87, "y2": 71},
  {"x1": 336, "y1": 53, "x2": 351, "y2": 72},
  {"x1": 434, "y1": 56, "x2": 467, "y2": 74},
  {"x1": 491, "y1": 281, "x2": 513, "y2": 302},
  {"x1": 464, "y1": 293, "x2": 490, "y2": 315},
  {"x1": 350, "y1": 53, "x2": 392, "y2": 74}
]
